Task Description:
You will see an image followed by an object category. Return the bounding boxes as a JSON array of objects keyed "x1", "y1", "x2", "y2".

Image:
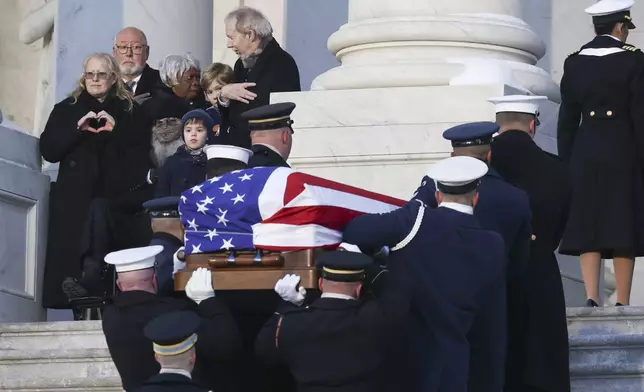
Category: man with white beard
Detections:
[{"x1": 112, "y1": 27, "x2": 162, "y2": 99}]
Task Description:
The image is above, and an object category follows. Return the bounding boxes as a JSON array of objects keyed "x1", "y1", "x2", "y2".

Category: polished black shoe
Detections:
[
  {"x1": 616, "y1": 302, "x2": 626, "y2": 307},
  {"x1": 586, "y1": 299, "x2": 599, "y2": 307},
  {"x1": 62, "y1": 277, "x2": 89, "y2": 299}
]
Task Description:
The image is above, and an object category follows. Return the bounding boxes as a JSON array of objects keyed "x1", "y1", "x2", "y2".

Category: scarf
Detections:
[
  {"x1": 179, "y1": 144, "x2": 207, "y2": 165},
  {"x1": 241, "y1": 36, "x2": 273, "y2": 69}
]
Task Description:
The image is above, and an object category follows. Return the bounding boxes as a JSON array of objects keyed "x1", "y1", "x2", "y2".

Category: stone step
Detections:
[
  {"x1": 0, "y1": 348, "x2": 120, "y2": 391},
  {"x1": 567, "y1": 306, "x2": 644, "y2": 392},
  {"x1": 0, "y1": 321, "x2": 108, "y2": 351},
  {"x1": 0, "y1": 321, "x2": 120, "y2": 391},
  {"x1": 3, "y1": 308, "x2": 644, "y2": 391}
]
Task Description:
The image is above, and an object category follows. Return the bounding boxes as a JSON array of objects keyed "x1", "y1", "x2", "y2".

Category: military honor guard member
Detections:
[
  {"x1": 179, "y1": 143, "x2": 296, "y2": 392},
  {"x1": 241, "y1": 102, "x2": 296, "y2": 168},
  {"x1": 100, "y1": 246, "x2": 242, "y2": 392},
  {"x1": 344, "y1": 156, "x2": 507, "y2": 392},
  {"x1": 135, "y1": 311, "x2": 209, "y2": 392},
  {"x1": 142, "y1": 196, "x2": 183, "y2": 292},
  {"x1": 557, "y1": 0, "x2": 644, "y2": 306},
  {"x1": 489, "y1": 95, "x2": 571, "y2": 392},
  {"x1": 255, "y1": 251, "x2": 410, "y2": 392},
  {"x1": 412, "y1": 121, "x2": 532, "y2": 282}
]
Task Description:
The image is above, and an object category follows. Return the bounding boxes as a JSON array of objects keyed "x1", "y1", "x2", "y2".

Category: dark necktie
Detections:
[{"x1": 125, "y1": 80, "x2": 136, "y2": 93}]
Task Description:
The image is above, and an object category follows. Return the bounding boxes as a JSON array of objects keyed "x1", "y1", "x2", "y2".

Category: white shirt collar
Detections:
[
  {"x1": 602, "y1": 34, "x2": 622, "y2": 42},
  {"x1": 321, "y1": 292, "x2": 356, "y2": 301},
  {"x1": 159, "y1": 368, "x2": 192, "y2": 379},
  {"x1": 439, "y1": 202, "x2": 474, "y2": 215},
  {"x1": 123, "y1": 73, "x2": 143, "y2": 93}
]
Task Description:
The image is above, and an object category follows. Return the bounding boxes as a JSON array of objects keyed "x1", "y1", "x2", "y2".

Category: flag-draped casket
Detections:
[{"x1": 175, "y1": 166, "x2": 405, "y2": 290}]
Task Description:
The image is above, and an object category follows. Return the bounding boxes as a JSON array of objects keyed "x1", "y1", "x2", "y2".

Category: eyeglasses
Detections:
[
  {"x1": 84, "y1": 72, "x2": 110, "y2": 80},
  {"x1": 115, "y1": 44, "x2": 147, "y2": 55}
]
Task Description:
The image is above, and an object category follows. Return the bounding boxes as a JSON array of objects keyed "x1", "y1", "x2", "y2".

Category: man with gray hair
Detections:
[
  {"x1": 113, "y1": 27, "x2": 162, "y2": 98},
  {"x1": 218, "y1": 6, "x2": 301, "y2": 148}
]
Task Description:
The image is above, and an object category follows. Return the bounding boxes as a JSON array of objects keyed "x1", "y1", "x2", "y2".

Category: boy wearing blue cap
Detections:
[{"x1": 155, "y1": 109, "x2": 212, "y2": 198}]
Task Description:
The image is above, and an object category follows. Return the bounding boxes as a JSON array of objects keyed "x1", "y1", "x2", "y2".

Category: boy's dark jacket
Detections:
[{"x1": 155, "y1": 146, "x2": 207, "y2": 197}]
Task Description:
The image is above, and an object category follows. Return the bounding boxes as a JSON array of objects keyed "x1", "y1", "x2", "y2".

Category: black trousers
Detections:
[{"x1": 78, "y1": 198, "x2": 152, "y2": 292}]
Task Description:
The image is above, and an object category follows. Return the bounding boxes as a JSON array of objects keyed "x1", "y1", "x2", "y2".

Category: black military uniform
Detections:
[
  {"x1": 101, "y1": 246, "x2": 242, "y2": 392},
  {"x1": 142, "y1": 197, "x2": 183, "y2": 294},
  {"x1": 241, "y1": 102, "x2": 295, "y2": 168},
  {"x1": 255, "y1": 251, "x2": 410, "y2": 392},
  {"x1": 489, "y1": 96, "x2": 572, "y2": 392},
  {"x1": 557, "y1": 4, "x2": 644, "y2": 259},
  {"x1": 134, "y1": 311, "x2": 208, "y2": 392}
]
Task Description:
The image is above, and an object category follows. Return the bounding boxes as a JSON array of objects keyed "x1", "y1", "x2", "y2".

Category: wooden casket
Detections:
[
  {"x1": 174, "y1": 249, "x2": 321, "y2": 291},
  {"x1": 154, "y1": 216, "x2": 320, "y2": 291}
]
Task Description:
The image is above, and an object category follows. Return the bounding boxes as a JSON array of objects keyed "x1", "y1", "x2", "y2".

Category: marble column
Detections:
[
  {"x1": 312, "y1": 0, "x2": 559, "y2": 101},
  {"x1": 122, "y1": 0, "x2": 213, "y2": 69}
]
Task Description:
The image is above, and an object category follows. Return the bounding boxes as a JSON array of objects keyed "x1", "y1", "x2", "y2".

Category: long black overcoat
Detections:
[
  {"x1": 557, "y1": 35, "x2": 644, "y2": 258},
  {"x1": 40, "y1": 91, "x2": 153, "y2": 308}
]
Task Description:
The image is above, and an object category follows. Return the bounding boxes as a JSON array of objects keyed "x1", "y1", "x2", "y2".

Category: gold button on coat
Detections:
[
  {"x1": 607, "y1": 110, "x2": 613, "y2": 116},
  {"x1": 590, "y1": 111, "x2": 595, "y2": 116}
]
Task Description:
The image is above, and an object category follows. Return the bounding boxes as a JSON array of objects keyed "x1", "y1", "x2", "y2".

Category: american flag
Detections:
[{"x1": 179, "y1": 167, "x2": 405, "y2": 255}]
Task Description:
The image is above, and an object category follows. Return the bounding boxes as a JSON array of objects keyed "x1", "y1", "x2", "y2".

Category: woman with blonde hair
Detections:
[{"x1": 40, "y1": 52, "x2": 154, "y2": 310}]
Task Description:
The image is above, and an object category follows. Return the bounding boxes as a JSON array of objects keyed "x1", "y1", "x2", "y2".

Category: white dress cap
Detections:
[
  {"x1": 205, "y1": 145, "x2": 253, "y2": 164},
  {"x1": 427, "y1": 156, "x2": 488, "y2": 187},
  {"x1": 488, "y1": 95, "x2": 548, "y2": 115},
  {"x1": 585, "y1": 0, "x2": 634, "y2": 16},
  {"x1": 104, "y1": 245, "x2": 164, "y2": 273}
]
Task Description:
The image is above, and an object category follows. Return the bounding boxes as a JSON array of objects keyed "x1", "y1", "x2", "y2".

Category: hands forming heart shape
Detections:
[{"x1": 78, "y1": 110, "x2": 116, "y2": 133}]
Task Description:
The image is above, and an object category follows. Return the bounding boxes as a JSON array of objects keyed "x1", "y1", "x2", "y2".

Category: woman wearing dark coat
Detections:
[
  {"x1": 217, "y1": 7, "x2": 301, "y2": 149},
  {"x1": 40, "y1": 53, "x2": 154, "y2": 308},
  {"x1": 140, "y1": 53, "x2": 208, "y2": 125},
  {"x1": 557, "y1": 10, "x2": 644, "y2": 306}
]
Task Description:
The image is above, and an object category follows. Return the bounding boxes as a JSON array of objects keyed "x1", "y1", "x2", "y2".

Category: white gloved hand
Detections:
[
  {"x1": 185, "y1": 267, "x2": 215, "y2": 304},
  {"x1": 274, "y1": 274, "x2": 307, "y2": 306},
  {"x1": 172, "y1": 246, "x2": 186, "y2": 276},
  {"x1": 338, "y1": 242, "x2": 362, "y2": 253}
]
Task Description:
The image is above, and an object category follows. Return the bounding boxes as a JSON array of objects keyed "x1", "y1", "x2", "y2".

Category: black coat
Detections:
[
  {"x1": 255, "y1": 273, "x2": 410, "y2": 392},
  {"x1": 102, "y1": 290, "x2": 243, "y2": 392},
  {"x1": 155, "y1": 148, "x2": 207, "y2": 198},
  {"x1": 219, "y1": 39, "x2": 301, "y2": 148},
  {"x1": 134, "y1": 373, "x2": 207, "y2": 392},
  {"x1": 491, "y1": 130, "x2": 571, "y2": 392},
  {"x1": 557, "y1": 35, "x2": 644, "y2": 258},
  {"x1": 343, "y1": 203, "x2": 507, "y2": 392},
  {"x1": 39, "y1": 92, "x2": 153, "y2": 308},
  {"x1": 134, "y1": 65, "x2": 163, "y2": 97},
  {"x1": 140, "y1": 85, "x2": 193, "y2": 124},
  {"x1": 248, "y1": 144, "x2": 290, "y2": 168}
]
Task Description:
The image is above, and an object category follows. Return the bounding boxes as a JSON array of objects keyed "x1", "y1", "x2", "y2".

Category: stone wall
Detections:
[{"x1": 0, "y1": 0, "x2": 42, "y2": 133}]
